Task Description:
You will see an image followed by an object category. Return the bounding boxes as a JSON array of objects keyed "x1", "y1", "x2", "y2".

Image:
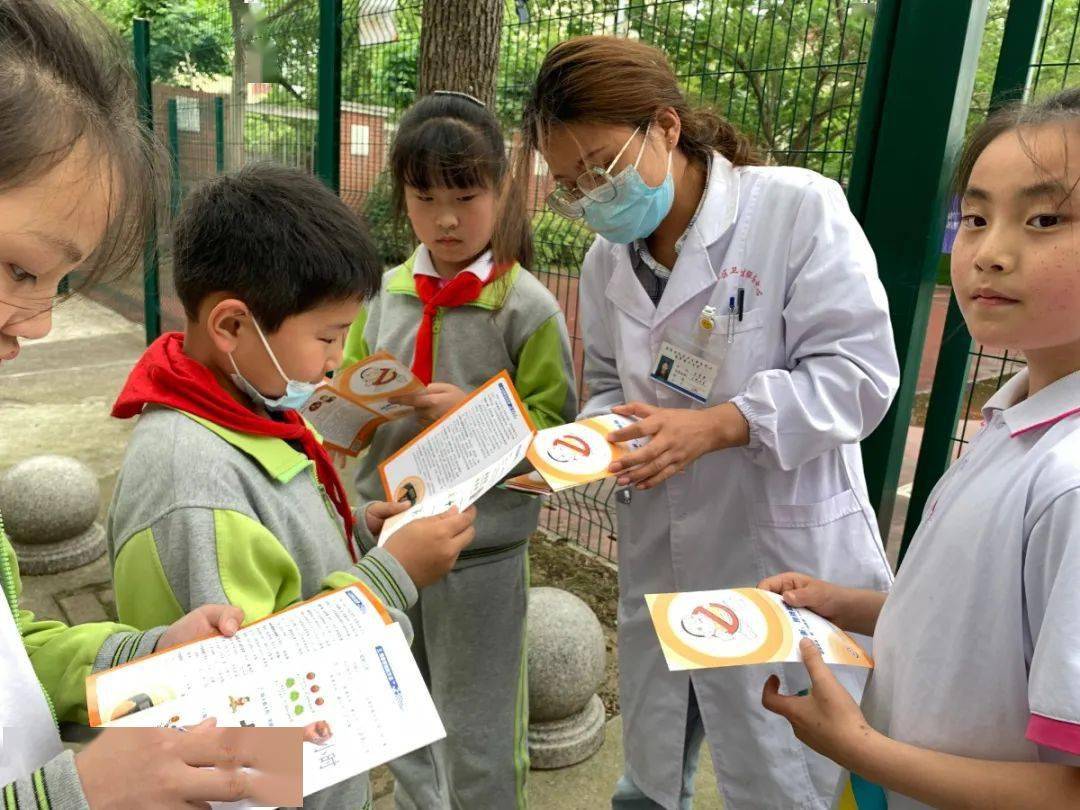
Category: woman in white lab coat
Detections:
[{"x1": 519, "y1": 36, "x2": 898, "y2": 810}]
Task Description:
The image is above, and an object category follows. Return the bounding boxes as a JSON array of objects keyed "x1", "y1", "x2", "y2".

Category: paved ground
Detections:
[
  {"x1": 373, "y1": 715, "x2": 723, "y2": 810},
  {"x1": 0, "y1": 296, "x2": 143, "y2": 626}
]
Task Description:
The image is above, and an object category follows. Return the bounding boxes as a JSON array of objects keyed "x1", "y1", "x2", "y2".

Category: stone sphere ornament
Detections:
[
  {"x1": 527, "y1": 586, "x2": 607, "y2": 769},
  {"x1": 0, "y1": 455, "x2": 106, "y2": 574}
]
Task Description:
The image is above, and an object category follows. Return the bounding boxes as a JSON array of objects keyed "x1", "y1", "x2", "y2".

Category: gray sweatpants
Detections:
[{"x1": 391, "y1": 551, "x2": 530, "y2": 810}]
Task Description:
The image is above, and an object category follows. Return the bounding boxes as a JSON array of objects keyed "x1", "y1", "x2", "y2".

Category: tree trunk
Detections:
[
  {"x1": 418, "y1": 0, "x2": 504, "y2": 109},
  {"x1": 228, "y1": 0, "x2": 249, "y2": 170}
]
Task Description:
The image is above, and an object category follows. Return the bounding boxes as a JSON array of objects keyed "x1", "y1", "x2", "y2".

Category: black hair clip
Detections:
[{"x1": 432, "y1": 89, "x2": 487, "y2": 108}]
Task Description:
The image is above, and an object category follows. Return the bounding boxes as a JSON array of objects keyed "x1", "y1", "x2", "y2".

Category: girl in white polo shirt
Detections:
[{"x1": 759, "y1": 86, "x2": 1080, "y2": 809}]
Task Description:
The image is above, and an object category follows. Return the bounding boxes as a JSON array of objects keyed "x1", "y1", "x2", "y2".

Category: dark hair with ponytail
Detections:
[
  {"x1": 955, "y1": 86, "x2": 1080, "y2": 195},
  {"x1": 0, "y1": 0, "x2": 165, "y2": 285},
  {"x1": 520, "y1": 35, "x2": 763, "y2": 171},
  {"x1": 389, "y1": 91, "x2": 532, "y2": 270}
]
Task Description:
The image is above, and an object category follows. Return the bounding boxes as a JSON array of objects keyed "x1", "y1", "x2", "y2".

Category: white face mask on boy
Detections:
[{"x1": 228, "y1": 318, "x2": 318, "y2": 412}]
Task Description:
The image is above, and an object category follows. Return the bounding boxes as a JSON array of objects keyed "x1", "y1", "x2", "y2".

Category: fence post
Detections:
[
  {"x1": 167, "y1": 99, "x2": 182, "y2": 216},
  {"x1": 851, "y1": 0, "x2": 990, "y2": 539},
  {"x1": 214, "y1": 96, "x2": 226, "y2": 174},
  {"x1": 898, "y1": 0, "x2": 1048, "y2": 565},
  {"x1": 845, "y1": 0, "x2": 901, "y2": 222},
  {"x1": 316, "y1": 0, "x2": 342, "y2": 192},
  {"x1": 133, "y1": 18, "x2": 160, "y2": 345}
]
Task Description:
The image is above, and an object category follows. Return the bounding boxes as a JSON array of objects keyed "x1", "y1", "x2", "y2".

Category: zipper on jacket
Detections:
[{"x1": 312, "y1": 473, "x2": 357, "y2": 562}]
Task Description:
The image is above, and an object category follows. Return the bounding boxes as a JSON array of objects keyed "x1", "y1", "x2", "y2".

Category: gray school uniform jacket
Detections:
[
  {"x1": 107, "y1": 406, "x2": 418, "y2": 810},
  {"x1": 343, "y1": 252, "x2": 577, "y2": 567}
]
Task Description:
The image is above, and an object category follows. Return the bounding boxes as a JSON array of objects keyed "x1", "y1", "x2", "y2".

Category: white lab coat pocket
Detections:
[
  {"x1": 750, "y1": 489, "x2": 890, "y2": 588},
  {"x1": 707, "y1": 308, "x2": 768, "y2": 403}
]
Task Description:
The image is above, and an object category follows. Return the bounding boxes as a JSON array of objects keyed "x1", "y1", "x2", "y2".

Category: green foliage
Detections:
[
  {"x1": 244, "y1": 112, "x2": 316, "y2": 169},
  {"x1": 363, "y1": 172, "x2": 416, "y2": 267},
  {"x1": 88, "y1": 0, "x2": 231, "y2": 82},
  {"x1": 346, "y1": 2, "x2": 880, "y2": 182},
  {"x1": 532, "y1": 211, "x2": 593, "y2": 273},
  {"x1": 87, "y1": 0, "x2": 1080, "y2": 272},
  {"x1": 1028, "y1": 0, "x2": 1080, "y2": 98},
  {"x1": 343, "y1": 3, "x2": 421, "y2": 112}
]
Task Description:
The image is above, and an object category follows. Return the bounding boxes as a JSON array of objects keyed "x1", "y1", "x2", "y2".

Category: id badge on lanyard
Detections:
[{"x1": 650, "y1": 291, "x2": 744, "y2": 404}]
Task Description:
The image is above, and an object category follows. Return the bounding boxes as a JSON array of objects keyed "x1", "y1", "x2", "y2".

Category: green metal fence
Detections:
[
  {"x1": 93, "y1": 1, "x2": 325, "y2": 333},
  {"x1": 902, "y1": 0, "x2": 1080, "y2": 563},
  {"x1": 93, "y1": 0, "x2": 1075, "y2": 565}
]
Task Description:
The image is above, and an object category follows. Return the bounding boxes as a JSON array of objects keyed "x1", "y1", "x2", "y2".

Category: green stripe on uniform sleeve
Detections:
[
  {"x1": 30, "y1": 770, "x2": 49, "y2": 810},
  {"x1": 366, "y1": 555, "x2": 407, "y2": 608},
  {"x1": 110, "y1": 633, "x2": 133, "y2": 668},
  {"x1": 322, "y1": 546, "x2": 417, "y2": 613},
  {"x1": 353, "y1": 558, "x2": 397, "y2": 609}
]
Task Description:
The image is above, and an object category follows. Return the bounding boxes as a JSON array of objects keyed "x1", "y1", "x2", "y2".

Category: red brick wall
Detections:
[
  {"x1": 339, "y1": 109, "x2": 392, "y2": 213},
  {"x1": 152, "y1": 85, "x2": 222, "y2": 195}
]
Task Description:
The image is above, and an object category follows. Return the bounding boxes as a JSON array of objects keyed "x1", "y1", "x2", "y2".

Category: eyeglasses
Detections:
[{"x1": 546, "y1": 124, "x2": 649, "y2": 219}]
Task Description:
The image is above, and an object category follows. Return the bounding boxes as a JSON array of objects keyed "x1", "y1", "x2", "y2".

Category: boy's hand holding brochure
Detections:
[{"x1": 87, "y1": 585, "x2": 446, "y2": 806}]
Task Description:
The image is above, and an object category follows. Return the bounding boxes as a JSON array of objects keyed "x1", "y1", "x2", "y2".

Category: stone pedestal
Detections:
[
  {"x1": 527, "y1": 586, "x2": 606, "y2": 769},
  {"x1": 0, "y1": 456, "x2": 106, "y2": 574}
]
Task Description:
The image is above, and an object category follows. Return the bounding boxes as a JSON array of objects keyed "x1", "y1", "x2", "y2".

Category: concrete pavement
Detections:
[{"x1": 373, "y1": 715, "x2": 723, "y2": 810}]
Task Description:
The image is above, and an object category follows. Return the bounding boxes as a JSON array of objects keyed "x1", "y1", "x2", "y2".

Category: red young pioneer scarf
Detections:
[
  {"x1": 112, "y1": 332, "x2": 358, "y2": 561},
  {"x1": 410, "y1": 262, "x2": 512, "y2": 385}
]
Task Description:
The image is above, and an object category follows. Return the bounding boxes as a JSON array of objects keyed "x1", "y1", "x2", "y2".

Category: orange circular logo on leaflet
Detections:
[
  {"x1": 359, "y1": 366, "x2": 399, "y2": 386},
  {"x1": 546, "y1": 435, "x2": 591, "y2": 463},
  {"x1": 653, "y1": 589, "x2": 790, "y2": 668},
  {"x1": 681, "y1": 603, "x2": 740, "y2": 638},
  {"x1": 530, "y1": 422, "x2": 613, "y2": 485}
]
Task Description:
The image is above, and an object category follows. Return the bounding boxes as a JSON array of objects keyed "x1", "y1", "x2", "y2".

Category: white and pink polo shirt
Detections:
[{"x1": 863, "y1": 367, "x2": 1080, "y2": 810}]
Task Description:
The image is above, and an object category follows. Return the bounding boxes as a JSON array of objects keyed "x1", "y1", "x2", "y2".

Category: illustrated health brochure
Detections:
[
  {"x1": 301, "y1": 351, "x2": 425, "y2": 456},
  {"x1": 376, "y1": 372, "x2": 537, "y2": 543},
  {"x1": 646, "y1": 588, "x2": 873, "y2": 671},
  {"x1": 509, "y1": 413, "x2": 647, "y2": 494},
  {"x1": 87, "y1": 585, "x2": 445, "y2": 803},
  {"x1": 376, "y1": 375, "x2": 652, "y2": 541}
]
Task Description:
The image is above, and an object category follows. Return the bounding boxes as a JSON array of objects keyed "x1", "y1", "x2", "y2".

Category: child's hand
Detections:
[
  {"x1": 365, "y1": 499, "x2": 412, "y2": 536},
  {"x1": 303, "y1": 720, "x2": 332, "y2": 745},
  {"x1": 383, "y1": 506, "x2": 477, "y2": 587},
  {"x1": 762, "y1": 638, "x2": 878, "y2": 770},
  {"x1": 76, "y1": 721, "x2": 263, "y2": 807},
  {"x1": 607, "y1": 401, "x2": 750, "y2": 489},
  {"x1": 158, "y1": 604, "x2": 246, "y2": 650},
  {"x1": 758, "y1": 572, "x2": 848, "y2": 624},
  {"x1": 391, "y1": 383, "x2": 469, "y2": 426},
  {"x1": 758, "y1": 572, "x2": 886, "y2": 637}
]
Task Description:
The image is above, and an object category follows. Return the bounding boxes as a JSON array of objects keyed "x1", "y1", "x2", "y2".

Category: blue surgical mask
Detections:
[
  {"x1": 229, "y1": 318, "x2": 318, "y2": 412},
  {"x1": 582, "y1": 124, "x2": 675, "y2": 244}
]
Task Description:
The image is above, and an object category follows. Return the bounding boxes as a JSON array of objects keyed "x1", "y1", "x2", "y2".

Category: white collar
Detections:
[
  {"x1": 983, "y1": 367, "x2": 1080, "y2": 437},
  {"x1": 693, "y1": 151, "x2": 741, "y2": 248},
  {"x1": 412, "y1": 245, "x2": 495, "y2": 284}
]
